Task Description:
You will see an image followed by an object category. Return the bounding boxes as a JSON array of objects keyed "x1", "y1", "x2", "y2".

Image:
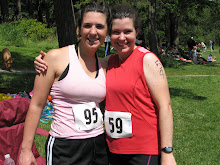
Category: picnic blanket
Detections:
[
  {"x1": 0, "y1": 98, "x2": 48, "y2": 165},
  {"x1": 0, "y1": 91, "x2": 54, "y2": 123}
]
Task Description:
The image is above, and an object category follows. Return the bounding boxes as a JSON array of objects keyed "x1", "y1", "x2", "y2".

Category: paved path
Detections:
[
  {"x1": 0, "y1": 68, "x2": 36, "y2": 73},
  {"x1": 167, "y1": 75, "x2": 219, "y2": 77}
]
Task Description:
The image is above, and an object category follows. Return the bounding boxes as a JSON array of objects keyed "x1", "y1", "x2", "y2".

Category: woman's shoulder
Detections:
[
  {"x1": 143, "y1": 50, "x2": 158, "y2": 62},
  {"x1": 45, "y1": 46, "x2": 69, "y2": 61}
]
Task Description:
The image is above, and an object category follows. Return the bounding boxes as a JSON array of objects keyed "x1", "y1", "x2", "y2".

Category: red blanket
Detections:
[{"x1": 0, "y1": 98, "x2": 48, "y2": 165}]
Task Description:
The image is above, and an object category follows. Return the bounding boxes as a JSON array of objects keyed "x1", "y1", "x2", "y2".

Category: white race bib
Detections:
[
  {"x1": 105, "y1": 110, "x2": 132, "y2": 138},
  {"x1": 72, "y1": 102, "x2": 103, "y2": 131}
]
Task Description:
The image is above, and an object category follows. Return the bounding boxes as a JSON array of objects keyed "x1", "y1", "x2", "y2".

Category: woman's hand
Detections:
[
  {"x1": 19, "y1": 150, "x2": 38, "y2": 165},
  {"x1": 34, "y1": 51, "x2": 48, "y2": 73},
  {"x1": 161, "y1": 153, "x2": 177, "y2": 165}
]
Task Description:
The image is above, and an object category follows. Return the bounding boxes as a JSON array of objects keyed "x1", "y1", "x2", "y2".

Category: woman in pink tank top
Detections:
[{"x1": 19, "y1": 2, "x2": 110, "y2": 165}]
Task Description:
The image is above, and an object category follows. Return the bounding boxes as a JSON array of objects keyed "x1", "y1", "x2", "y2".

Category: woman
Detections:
[
  {"x1": 104, "y1": 5, "x2": 176, "y2": 165},
  {"x1": 19, "y1": 2, "x2": 110, "y2": 165},
  {"x1": 34, "y1": 4, "x2": 176, "y2": 165}
]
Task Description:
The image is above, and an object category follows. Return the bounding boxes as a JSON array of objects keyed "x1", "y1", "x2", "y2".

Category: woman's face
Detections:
[
  {"x1": 110, "y1": 17, "x2": 137, "y2": 57},
  {"x1": 80, "y1": 12, "x2": 108, "y2": 50}
]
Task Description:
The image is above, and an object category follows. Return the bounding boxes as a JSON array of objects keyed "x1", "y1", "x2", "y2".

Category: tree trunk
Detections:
[
  {"x1": 165, "y1": 11, "x2": 171, "y2": 49},
  {"x1": 148, "y1": 0, "x2": 159, "y2": 56},
  {"x1": 27, "y1": 0, "x2": 34, "y2": 18},
  {"x1": 170, "y1": 12, "x2": 179, "y2": 48},
  {"x1": 53, "y1": 0, "x2": 77, "y2": 48},
  {"x1": 0, "y1": 0, "x2": 9, "y2": 22},
  {"x1": 36, "y1": 0, "x2": 43, "y2": 22},
  {"x1": 17, "y1": 0, "x2": 22, "y2": 19}
]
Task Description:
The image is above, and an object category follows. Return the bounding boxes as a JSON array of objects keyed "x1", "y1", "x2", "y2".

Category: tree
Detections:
[
  {"x1": 148, "y1": 0, "x2": 159, "y2": 56},
  {"x1": 53, "y1": 0, "x2": 77, "y2": 48},
  {"x1": 17, "y1": 0, "x2": 22, "y2": 19},
  {"x1": 27, "y1": 0, "x2": 34, "y2": 18},
  {"x1": 0, "y1": 0, "x2": 9, "y2": 22}
]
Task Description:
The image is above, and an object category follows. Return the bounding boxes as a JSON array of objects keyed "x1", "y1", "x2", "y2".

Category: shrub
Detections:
[
  {"x1": 17, "y1": 19, "x2": 55, "y2": 41},
  {"x1": 160, "y1": 55, "x2": 181, "y2": 68},
  {"x1": 0, "y1": 23, "x2": 25, "y2": 46}
]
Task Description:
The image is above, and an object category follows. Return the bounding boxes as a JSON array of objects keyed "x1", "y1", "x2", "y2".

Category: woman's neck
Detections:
[
  {"x1": 118, "y1": 45, "x2": 137, "y2": 61},
  {"x1": 78, "y1": 42, "x2": 97, "y2": 61}
]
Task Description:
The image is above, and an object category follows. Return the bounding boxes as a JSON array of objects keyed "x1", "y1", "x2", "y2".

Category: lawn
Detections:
[
  {"x1": 0, "y1": 43, "x2": 219, "y2": 164},
  {"x1": 169, "y1": 75, "x2": 220, "y2": 164}
]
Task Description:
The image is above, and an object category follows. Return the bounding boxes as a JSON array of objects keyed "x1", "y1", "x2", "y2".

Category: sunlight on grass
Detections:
[{"x1": 168, "y1": 76, "x2": 220, "y2": 164}]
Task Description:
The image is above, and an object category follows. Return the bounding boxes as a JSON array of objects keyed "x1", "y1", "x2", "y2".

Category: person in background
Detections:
[
  {"x1": 34, "y1": 4, "x2": 176, "y2": 165},
  {"x1": 208, "y1": 54, "x2": 216, "y2": 62},
  {"x1": 191, "y1": 46, "x2": 200, "y2": 64},
  {"x1": 201, "y1": 42, "x2": 207, "y2": 52},
  {"x1": 187, "y1": 37, "x2": 196, "y2": 56},
  {"x1": 210, "y1": 40, "x2": 213, "y2": 52},
  {"x1": 19, "y1": 1, "x2": 111, "y2": 165},
  {"x1": 104, "y1": 35, "x2": 111, "y2": 56},
  {"x1": 212, "y1": 41, "x2": 214, "y2": 52}
]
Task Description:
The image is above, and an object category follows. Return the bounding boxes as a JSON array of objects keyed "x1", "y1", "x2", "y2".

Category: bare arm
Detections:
[
  {"x1": 35, "y1": 51, "x2": 112, "y2": 74},
  {"x1": 19, "y1": 50, "x2": 57, "y2": 165},
  {"x1": 143, "y1": 53, "x2": 176, "y2": 165}
]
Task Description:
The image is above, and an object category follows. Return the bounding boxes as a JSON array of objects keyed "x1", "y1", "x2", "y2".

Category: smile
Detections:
[
  {"x1": 117, "y1": 42, "x2": 128, "y2": 47},
  {"x1": 88, "y1": 38, "x2": 99, "y2": 42}
]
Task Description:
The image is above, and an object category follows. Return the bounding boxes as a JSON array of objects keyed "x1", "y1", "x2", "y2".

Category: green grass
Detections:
[
  {"x1": 0, "y1": 39, "x2": 59, "y2": 71},
  {"x1": 0, "y1": 42, "x2": 220, "y2": 163},
  {"x1": 0, "y1": 73, "x2": 35, "y2": 92},
  {"x1": 169, "y1": 76, "x2": 220, "y2": 164}
]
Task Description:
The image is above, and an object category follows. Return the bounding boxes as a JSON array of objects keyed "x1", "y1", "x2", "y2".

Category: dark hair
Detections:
[
  {"x1": 111, "y1": 4, "x2": 140, "y2": 33},
  {"x1": 78, "y1": 1, "x2": 111, "y2": 31}
]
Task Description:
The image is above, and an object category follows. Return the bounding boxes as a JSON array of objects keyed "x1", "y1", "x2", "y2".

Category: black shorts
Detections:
[
  {"x1": 109, "y1": 152, "x2": 161, "y2": 165},
  {"x1": 45, "y1": 133, "x2": 109, "y2": 165}
]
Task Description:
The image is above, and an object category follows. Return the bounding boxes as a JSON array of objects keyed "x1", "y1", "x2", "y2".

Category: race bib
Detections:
[
  {"x1": 72, "y1": 102, "x2": 103, "y2": 131},
  {"x1": 105, "y1": 110, "x2": 132, "y2": 138}
]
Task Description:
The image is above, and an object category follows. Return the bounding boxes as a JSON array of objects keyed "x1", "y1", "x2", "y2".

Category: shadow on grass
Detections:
[
  {"x1": 0, "y1": 73, "x2": 35, "y2": 93},
  {"x1": 169, "y1": 88, "x2": 207, "y2": 101},
  {"x1": 10, "y1": 51, "x2": 35, "y2": 70},
  {"x1": 203, "y1": 62, "x2": 219, "y2": 67}
]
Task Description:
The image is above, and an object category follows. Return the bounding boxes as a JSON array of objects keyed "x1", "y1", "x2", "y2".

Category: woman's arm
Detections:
[
  {"x1": 19, "y1": 50, "x2": 58, "y2": 165},
  {"x1": 143, "y1": 53, "x2": 176, "y2": 165},
  {"x1": 34, "y1": 51, "x2": 112, "y2": 74}
]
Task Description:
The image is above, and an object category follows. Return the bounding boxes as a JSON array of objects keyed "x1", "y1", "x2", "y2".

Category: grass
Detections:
[
  {"x1": 0, "y1": 39, "x2": 59, "y2": 71},
  {"x1": 169, "y1": 76, "x2": 220, "y2": 164},
  {"x1": 0, "y1": 41, "x2": 220, "y2": 164}
]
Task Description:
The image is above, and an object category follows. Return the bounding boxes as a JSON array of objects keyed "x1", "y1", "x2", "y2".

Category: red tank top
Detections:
[{"x1": 106, "y1": 46, "x2": 160, "y2": 155}]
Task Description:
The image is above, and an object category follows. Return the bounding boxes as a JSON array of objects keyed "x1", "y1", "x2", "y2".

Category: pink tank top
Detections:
[{"x1": 49, "y1": 45, "x2": 106, "y2": 139}]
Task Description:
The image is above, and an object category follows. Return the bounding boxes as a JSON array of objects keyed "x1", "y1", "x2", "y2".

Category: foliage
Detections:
[
  {"x1": 0, "y1": 19, "x2": 56, "y2": 48},
  {"x1": 0, "y1": 23, "x2": 25, "y2": 47},
  {"x1": 16, "y1": 19, "x2": 56, "y2": 41},
  {"x1": 1, "y1": 0, "x2": 219, "y2": 48},
  {"x1": 160, "y1": 55, "x2": 181, "y2": 68}
]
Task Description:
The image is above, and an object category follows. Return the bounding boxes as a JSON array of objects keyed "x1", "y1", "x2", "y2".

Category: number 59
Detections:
[{"x1": 109, "y1": 117, "x2": 123, "y2": 134}]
